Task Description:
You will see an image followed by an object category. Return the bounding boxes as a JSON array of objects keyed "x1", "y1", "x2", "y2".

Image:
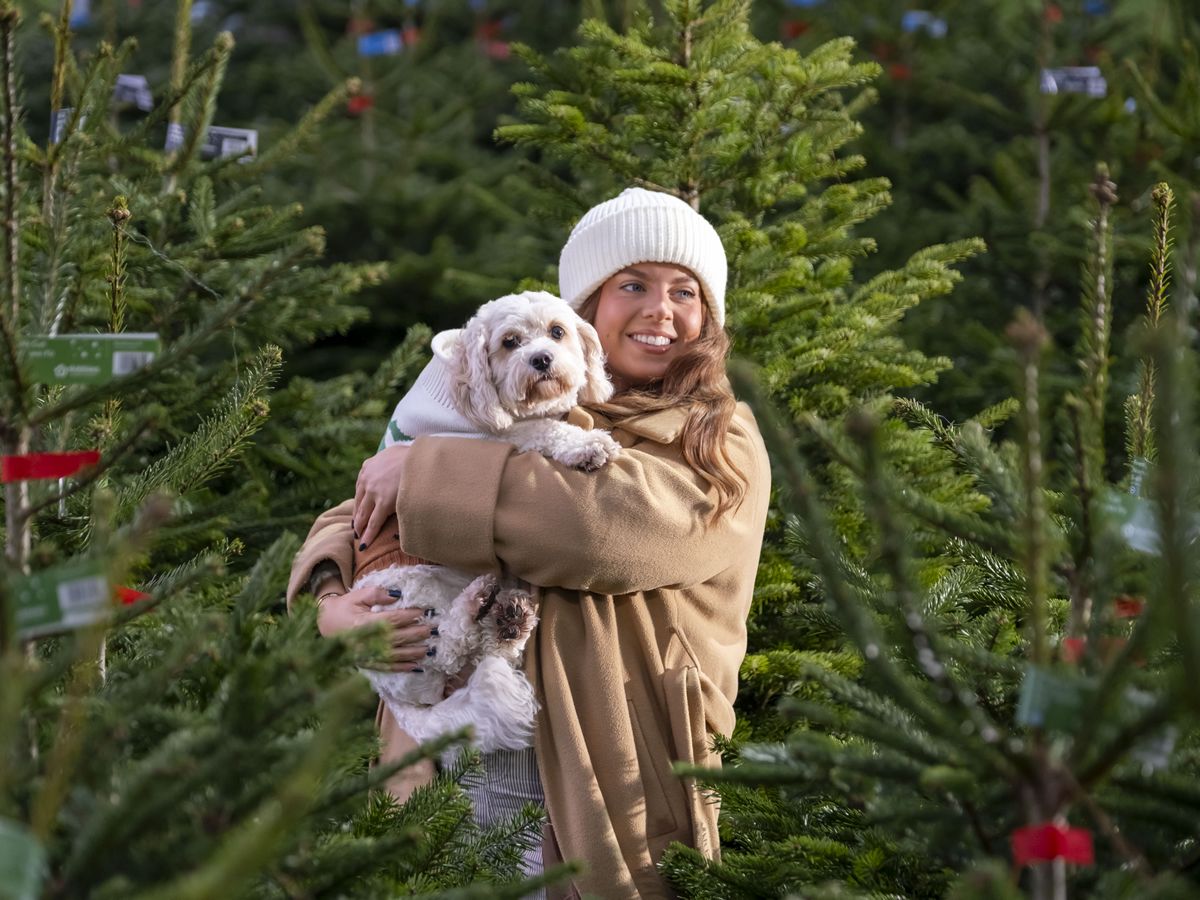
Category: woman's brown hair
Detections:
[{"x1": 577, "y1": 290, "x2": 747, "y2": 522}]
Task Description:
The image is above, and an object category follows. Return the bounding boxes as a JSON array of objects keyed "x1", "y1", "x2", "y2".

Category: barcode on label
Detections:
[
  {"x1": 56, "y1": 575, "x2": 107, "y2": 610},
  {"x1": 112, "y1": 351, "x2": 155, "y2": 375}
]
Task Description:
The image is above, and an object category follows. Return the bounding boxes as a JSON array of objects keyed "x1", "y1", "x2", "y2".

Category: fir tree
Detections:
[
  {"x1": 683, "y1": 170, "x2": 1200, "y2": 897},
  {"x1": 0, "y1": 2, "x2": 556, "y2": 895}
]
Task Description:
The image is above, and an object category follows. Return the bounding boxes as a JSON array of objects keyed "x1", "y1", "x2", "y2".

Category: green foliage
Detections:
[
  {"x1": 0, "y1": 4, "x2": 544, "y2": 895},
  {"x1": 721, "y1": 171, "x2": 1200, "y2": 897}
]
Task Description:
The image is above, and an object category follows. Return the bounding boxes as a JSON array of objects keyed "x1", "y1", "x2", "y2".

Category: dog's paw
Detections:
[
  {"x1": 489, "y1": 589, "x2": 537, "y2": 643},
  {"x1": 564, "y1": 431, "x2": 622, "y2": 471},
  {"x1": 465, "y1": 573, "x2": 501, "y2": 620}
]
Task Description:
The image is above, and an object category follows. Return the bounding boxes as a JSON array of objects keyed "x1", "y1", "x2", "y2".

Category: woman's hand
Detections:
[
  {"x1": 318, "y1": 583, "x2": 434, "y2": 672},
  {"x1": 353, "y1": 444, "x2": 410, "y2": 547}
]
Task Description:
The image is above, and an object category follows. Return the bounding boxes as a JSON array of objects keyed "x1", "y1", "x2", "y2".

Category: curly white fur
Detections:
[{"x1": 360, "y1": 291, "x2": 619, "y2": 753}]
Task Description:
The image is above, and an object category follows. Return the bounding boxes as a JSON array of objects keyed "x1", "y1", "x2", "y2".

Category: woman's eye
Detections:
[
  {"x1": 674, "y1": 288, "x2": 696, "y2": 300},
  {"x1": 549, "y1": 325, "x2": 565, "y2": 340},
  {"x1": 620, "y1": 282, "x2": 645, "y2": 293},
  {"x1": 502, "y1": 335, "x2": 520, "y2": 350}
]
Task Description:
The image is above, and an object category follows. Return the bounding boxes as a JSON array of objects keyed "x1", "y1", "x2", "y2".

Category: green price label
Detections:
[
  {"x1": 11, "y1": 559, "x2": 110, "y2": 641},
  {"x1": 24, "y1": 333, "x2": 160, "y2": 385},
  {"x1": 0, "y1": 819, "x2": 46, "y2": 900}
]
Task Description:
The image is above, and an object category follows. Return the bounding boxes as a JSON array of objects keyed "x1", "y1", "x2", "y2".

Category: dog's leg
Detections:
[{"x1": 504, "y1": 419, "x2": 621, "y2": 471}]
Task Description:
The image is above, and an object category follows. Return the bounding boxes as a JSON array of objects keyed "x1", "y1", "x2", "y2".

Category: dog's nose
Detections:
[{"x1": 530, "y1": 352, "x2": 552, "y2": 372}]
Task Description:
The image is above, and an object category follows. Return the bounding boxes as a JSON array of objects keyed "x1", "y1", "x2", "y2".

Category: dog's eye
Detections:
[
  {"x1": 549, "y1": 325, "x2": 565, "y2": 341},
  {"x1": 501, "y1": 335, "x2": 520, "y2": 350}
]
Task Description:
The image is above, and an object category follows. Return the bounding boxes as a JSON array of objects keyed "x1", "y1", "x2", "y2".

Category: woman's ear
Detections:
[
  {"x1": 576, "y1": 319, "x2": 613, "y2": 404},
  {"x1": 451, "y1": 319, "x2": 514, "y2": 433}
]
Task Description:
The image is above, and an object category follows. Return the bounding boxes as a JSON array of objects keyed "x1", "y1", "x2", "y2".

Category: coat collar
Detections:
[{"x1": 569, "y1": 405, "x2": 688, "y2": 445}]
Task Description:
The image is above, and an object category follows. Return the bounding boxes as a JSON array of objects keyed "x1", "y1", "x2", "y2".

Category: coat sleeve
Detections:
[
  {"x1": 394, "y1": 409, "x2": 769, "y2": 595},
  {"x1": 286, "y1": 498, "x2": 356, "y2": 610}
]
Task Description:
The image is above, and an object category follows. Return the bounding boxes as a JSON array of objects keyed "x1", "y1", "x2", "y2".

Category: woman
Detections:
[{"x1": 287, "y1": 187, "x2": 771, "y2": 899}]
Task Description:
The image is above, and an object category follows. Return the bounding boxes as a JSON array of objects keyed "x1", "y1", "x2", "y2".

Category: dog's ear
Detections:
[
  {"x1": 576, "y1": 319, "x2": 614, "y2": 404},
  {"x1": 451, "y1": 318, "x2": 514, "y2": 433}
]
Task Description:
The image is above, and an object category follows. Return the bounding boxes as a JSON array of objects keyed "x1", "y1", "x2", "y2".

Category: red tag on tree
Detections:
[
  {"x1": 1, "y1": 450, "x2": 100, "y2": 483},
  {"x1": 115, "y1": 586, "x2": 151, "y2": 605},
  {"x1": 1114, "y1": 595, "x2": 1144, "y2": 618},
  {"x1": 347, "y1": 94, "x2": 374, "y2": 116},
  {"x1": 888, "y1": 62, "x2": 913, "y2": 81},
  {"x1": 782, "y1": 20, "x2": 811, "y2": 39},
  {"x1": 1062, "y1": 636, "x2": 1086, "y2": 663},
  {"x1": 1012, "y1": 823, "x2": 1094, "y2": 866}
]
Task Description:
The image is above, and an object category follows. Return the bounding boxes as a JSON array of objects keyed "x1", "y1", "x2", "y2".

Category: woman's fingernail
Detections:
[
  {"x1": 353, "y1": 530, "x2": 359, "y2": 539},
  {"x1": 424, "y1": 608, "x2": 437, "y2": 618},
  {"x1": 387, "y1": 589, "x2": 403, "y2": 599},
  {"x1": 426, "y1": 647, "x2": 437, "y2": 657},
  {"x1": 359, "y1": 542, "x2": 367, "y2": 551},
  {"x1": 430, "y1": 626, "x2": 439, "y2": 637},
  {"x1": 411, "y1": 667, "x2": 424, "y2": 674}
]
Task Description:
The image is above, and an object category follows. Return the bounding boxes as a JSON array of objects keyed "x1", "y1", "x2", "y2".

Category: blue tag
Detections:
[
  {"x1": 783, "y1": 0, "x2": 825, "y2": 6},
  {"x1": 901, "y1": 10, "x2": 948, "y2": 38},
  {"x1": 358, "y1": 29, "x2": 403, "y2": 57},
  {"x1": 69, "y1": 0, "x2": 90, "y2": 28}
]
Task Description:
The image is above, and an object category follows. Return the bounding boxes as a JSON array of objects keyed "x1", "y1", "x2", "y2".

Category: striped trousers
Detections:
[{"x1": 461, "y1": 746, "x2": 547, "y2": 898}]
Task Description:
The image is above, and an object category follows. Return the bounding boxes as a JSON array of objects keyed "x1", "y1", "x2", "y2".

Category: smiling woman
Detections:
[{"x1": 289, "y1": 186, "x2": 770, "y2": 899}]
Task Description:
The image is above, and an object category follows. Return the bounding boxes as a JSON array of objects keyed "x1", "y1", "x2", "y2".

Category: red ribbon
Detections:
[
  {"x1": 782, "y1": 20, "x2": 811, "y2": 39},
  {"x1": 1012, "y1": 823, "x2": 1094, "y2": 866},
  {"x1": 115, "y1": 586, "x2": 151, "y2": 605},
  {"x1": 1114, "y1": 595, "x2": 1144, "y2": 618},
  {"x1": 1, "y1": 450, "x2": 100, "y2": 483},
  {"x1": 1062, "y1": 637, "x2": 1086, "y2": 663}
]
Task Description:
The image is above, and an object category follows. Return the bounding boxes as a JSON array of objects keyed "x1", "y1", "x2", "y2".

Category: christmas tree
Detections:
[
  {"x1": 0, "y1": 2, "x2": 555, "y2": 895},
  {"x1": 672, "y1": 168, "x2": 1200, "y2": 897}
]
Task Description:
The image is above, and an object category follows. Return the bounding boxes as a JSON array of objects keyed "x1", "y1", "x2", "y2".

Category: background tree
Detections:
[{"x1": 0, "y1": 3, "x2": 555, "y2": 895}]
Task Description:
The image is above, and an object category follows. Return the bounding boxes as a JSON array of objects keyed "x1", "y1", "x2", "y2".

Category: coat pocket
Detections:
[
  {"x1": 662, "y1": 660, "x2": 720, "y2": 860},
  {"x1": 626, "y1": 697, "x2": 680, "y2": 839}
]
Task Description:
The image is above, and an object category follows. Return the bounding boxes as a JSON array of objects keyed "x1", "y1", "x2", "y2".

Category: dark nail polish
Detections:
[
  {"x1": 426, "y1": 647, "x2": 436, "y2": 657},
  {"x1": 387, "y1": 589, "x2": 403, "y2": 599},
  {"x1": 393, "y1": 533, "x2": 400, "y2": 540},
  {"x1": 359, "y1": 542, "x2": 367, "y2": 551},
  {"x1": 353, "y1": 530, "x2": 359, "y2": 539},
  {"x1": 424, "y1": 608, "x2": 437, "y2": 618},
  {"x1": 430, "y1": 626, "x2": 439, "y2": 637},
  {"x1": 411, "y1": 667, "x2": 424, "y2": 674}
]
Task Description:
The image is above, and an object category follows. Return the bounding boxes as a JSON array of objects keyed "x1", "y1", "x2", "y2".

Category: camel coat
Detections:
[{"x1": 287, "y1": 403, "x2": 770, "y2": 899}]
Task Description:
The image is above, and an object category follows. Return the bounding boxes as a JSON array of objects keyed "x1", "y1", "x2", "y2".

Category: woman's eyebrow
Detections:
[{"x1": 621, "y1": 266, "x2": 698, "y2": 285}]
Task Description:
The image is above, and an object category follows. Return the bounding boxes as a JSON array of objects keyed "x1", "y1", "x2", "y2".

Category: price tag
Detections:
[
  {"x1": 113, "y1": 74, "x2": 153, "y2": 112},
  {"x1": 200, "y1": 126, "x2": 258, "y2": 162},
  {"x1": 358, "y1": 29, "x2": 403, "y2": 56},
  {"x1": 1016, "y1": 666, "x2": 1087, "y2": 731},
  {"x1": 0, "y1": 819, "x2": 45, "y2": 900},
  {"x1": 901, "y1": 10, "x2": 948, "y2": 37},
  {"x1": 69, "y1": 0, "x2": 90, "y2": 28},
  {"x1": 24, "y1": 333, "x2": 160, "y2": 385},
  {"x1": 10, "y1": 559, "x2": 110, "y2": 641},
  {"x1": 50, "y1": 108, "x2": 85, "y2": 145},
  {"x1": 1040, "y1": 66, "x2": 1107, "y2": 98},
  {"x1": 165, "y1": 122, "x2": 185, "y2": 152}
]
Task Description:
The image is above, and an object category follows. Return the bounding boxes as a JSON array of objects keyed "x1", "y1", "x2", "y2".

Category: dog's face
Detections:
[{"x1": 450, "y1": 291, "x2": 613, "y2": 433}]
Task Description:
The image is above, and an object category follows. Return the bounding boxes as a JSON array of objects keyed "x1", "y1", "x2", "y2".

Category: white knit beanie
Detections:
[{"x1": 558, "y1": 187, "x2": 727, "y2": 328}]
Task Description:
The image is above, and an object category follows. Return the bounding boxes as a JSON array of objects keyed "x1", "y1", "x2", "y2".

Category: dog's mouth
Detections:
[{"x1": 525, "y1": 372, "x2": 572, "y2": 400}]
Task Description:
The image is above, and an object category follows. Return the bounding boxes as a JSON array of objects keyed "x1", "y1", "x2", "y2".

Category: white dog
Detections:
[{"x1": 357, "y1": 291, "x2": 620, "y2": 754}]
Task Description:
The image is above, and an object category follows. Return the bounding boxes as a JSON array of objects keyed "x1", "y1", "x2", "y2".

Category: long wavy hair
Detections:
[{"x1": 577, "y1": 289, "x2": 747, "y2": 522}]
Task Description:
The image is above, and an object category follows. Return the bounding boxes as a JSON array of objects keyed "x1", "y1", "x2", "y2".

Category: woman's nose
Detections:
[{"x1": 641, "y1": 286, "x2": 672, "y2": 318}]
